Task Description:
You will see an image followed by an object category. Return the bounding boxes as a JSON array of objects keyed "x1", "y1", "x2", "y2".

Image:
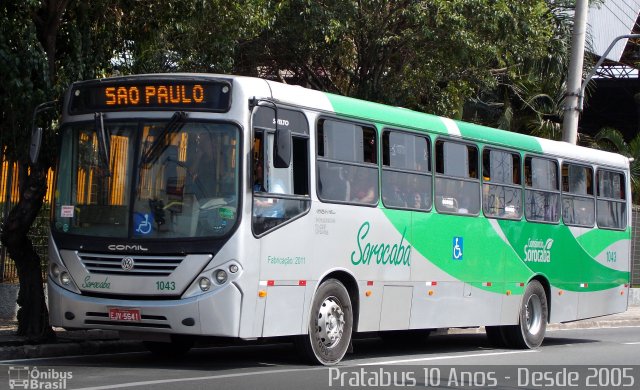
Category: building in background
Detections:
[{"x1": 581, "y1": 0, "x2": 640, "y2": 138}]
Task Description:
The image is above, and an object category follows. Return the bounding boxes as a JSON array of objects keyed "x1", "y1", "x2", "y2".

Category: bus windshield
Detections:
[{"x1": 53, "y1": 120, "x2": 240, "y2": 239}]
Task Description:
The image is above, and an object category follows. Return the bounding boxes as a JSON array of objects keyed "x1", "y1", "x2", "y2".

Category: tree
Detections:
[
  {"x1": 240, "y1": 0, "x2": 560, "y2": 121},
  {"x1": 111, "y1": 0, "x2": 271, "y2": 74},
  {"x1": 0, "y1": 0, "x2": 125, "y2": 340},
  {"x1": 0, "y1": 0, "x2": 58, "y2": 342}
]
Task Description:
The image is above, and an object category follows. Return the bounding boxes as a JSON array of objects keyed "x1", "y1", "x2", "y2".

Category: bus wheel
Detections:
[
  {"x1": 297, "y1": 279, "x2": 353, "y2": 365},
  {"x1": 506, "y1": 280, "x2": 548, "y2": 349},
  {"x1": 144, "y1": 336, "x2": 194, "y2": 358}
]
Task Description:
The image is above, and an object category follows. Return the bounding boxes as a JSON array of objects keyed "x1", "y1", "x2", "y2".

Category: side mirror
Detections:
[
  {"x1": 273, "y1": 126, "x2": 291, "y2": 168},
  {"x1": 29, "y1": 127, "x2": 43, "y2": 166},
  {"x1": 30, "y1": 101, "x2": 57, "y2": 166}
]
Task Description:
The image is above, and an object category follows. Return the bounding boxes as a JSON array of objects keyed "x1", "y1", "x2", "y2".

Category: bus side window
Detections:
[
  {"x1": 561, "y1": 163, "x2": 594, "y2": 227},
  {"x1": 381, "y1": 130, "x2": 432, "y2": 211},
  {"x1": 482, "y1": 148, "x2": 522, "y2": 219},
  {"x1": 434, "y1": 139, "x2": 480, "y2": 215},
  {"x1": 524, "y1": 156, "x2": 560, "y2": 223},
  {"x1": 316, "y1": 119, "x2": 378, "y2": 206},
  {"x1": 596, "y1": 169, "x2": 626, "y2": 230},
  {"x1": 252, "y1": 108, "x2": 311, "y2": 236}
]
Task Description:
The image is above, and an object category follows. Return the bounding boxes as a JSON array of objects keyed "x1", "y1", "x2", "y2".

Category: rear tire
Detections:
[
  {"x1": 505, "y1": 280, "x2": 548, "y2": 348},
  {"x1": 296, "y1": 279, "x2": 353, "y2": 365}
]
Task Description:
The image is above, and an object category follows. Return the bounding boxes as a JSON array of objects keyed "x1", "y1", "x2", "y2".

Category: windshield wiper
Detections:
[
  {"x1": 140, "y1": 111, "x2": 187, "y2": 166},
  {"x1": 95, "y1": 112, "x2": 111, "y2": 176}
]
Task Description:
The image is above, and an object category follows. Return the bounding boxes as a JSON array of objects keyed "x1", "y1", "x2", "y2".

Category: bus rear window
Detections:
[{"x1": 596, "y1": 169, "x2": 626, "y2": 230}]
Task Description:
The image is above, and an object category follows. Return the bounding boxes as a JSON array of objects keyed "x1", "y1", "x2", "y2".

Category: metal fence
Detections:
[{"x1": 631, "y1": 206, "x2": 640, "y2": 286}]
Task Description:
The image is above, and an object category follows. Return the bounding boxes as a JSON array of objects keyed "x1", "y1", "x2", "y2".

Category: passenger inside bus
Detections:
[
  {"x1": 351, "y1": 172, "x2": 376, "y2": 203},
  {"x1": 186, "y1": 131, "x2": 216, "y2": 201},
  {"x1": 412, "y1": 192, "x2": 425, "y2": 209},
  {"x1": 384, "y1": 183, "x2": 406, "y2": 208},
  {"x1": 253, "y1": 159, "x2": 266, "y2": 192},
  {"x1": 253, "y1": 158, "x2": 285, "y2": 218}
]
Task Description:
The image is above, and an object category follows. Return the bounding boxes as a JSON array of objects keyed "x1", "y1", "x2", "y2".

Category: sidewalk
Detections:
[{"x1": 1, "y1": 306, "x2": 639, "y2": 361}]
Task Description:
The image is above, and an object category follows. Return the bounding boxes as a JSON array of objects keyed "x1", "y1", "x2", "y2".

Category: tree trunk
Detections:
[{"x1": 0, "y1": 162, "x2": 55, "y2": 342}]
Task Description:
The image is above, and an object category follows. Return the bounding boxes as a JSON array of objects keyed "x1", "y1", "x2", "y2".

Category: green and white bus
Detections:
[{"x1": 44, "y1": 74, "x2": 631, "y2": 365}]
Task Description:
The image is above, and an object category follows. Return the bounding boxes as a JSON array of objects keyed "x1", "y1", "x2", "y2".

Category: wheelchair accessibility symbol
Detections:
[
  {"x1": 134, "y1": 213, "x2": 154, "y2": 235},
  {"x1": 452, "y1": 237, "x2": 463, "y2": 260}
]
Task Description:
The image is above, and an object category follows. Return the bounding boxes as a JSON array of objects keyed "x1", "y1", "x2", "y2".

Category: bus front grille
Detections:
[{"x1": 78, "y1": 252, "x2": 184, "y2": 277}]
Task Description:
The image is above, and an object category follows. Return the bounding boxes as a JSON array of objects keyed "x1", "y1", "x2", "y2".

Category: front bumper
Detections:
[{"x1": 48, "y1": 279, "x2": 242, "y2": 337}]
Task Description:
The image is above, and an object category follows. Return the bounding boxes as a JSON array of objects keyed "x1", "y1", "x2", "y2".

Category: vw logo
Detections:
[{"x1": 121, "y1": 257, "x2": 135, "y2": 271}]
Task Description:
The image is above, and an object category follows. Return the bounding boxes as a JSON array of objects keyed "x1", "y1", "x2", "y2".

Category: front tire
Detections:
[{"x1": 296, "y1": 279, "x2": 353, "y2": 365}]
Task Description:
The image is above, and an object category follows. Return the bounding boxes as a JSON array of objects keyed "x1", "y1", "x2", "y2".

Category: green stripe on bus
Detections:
[
  {"x1": 575, "y1": 227, "x2": 631, "y2": 258},
  {"x1": 326, "y1": 93, "x2": 448, "y2": 134},
  {"x1": 326, "y1": 93, "x2": 544, "y2": 154},
  {"x1": 382, "y1": 209, "x2": 628, "y2": 294},
  {"x1": 455, "y1": 121, "x2": 543, "y2": 153}
]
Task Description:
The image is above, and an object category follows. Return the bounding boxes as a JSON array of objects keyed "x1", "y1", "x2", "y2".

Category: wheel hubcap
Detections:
[
  {"x1": 525, "y1": 294, "x2": 543, "y2": 335},
  {"x1": 317, "y1": 297, "x2": 345, "y2": 348}
]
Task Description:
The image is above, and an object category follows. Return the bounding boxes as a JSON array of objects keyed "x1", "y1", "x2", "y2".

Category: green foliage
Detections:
[
  {"x1": 0, "y1": 0, "x2": 585, "y2": 146},
  {"x1": 238, "y1": 0, "x2": 567, "y2": 124},
  {"x1": 0, "y1": 1, "x2": 49, "y2": 161},
  {"x1": 112, "y1": 0, "x2": 272, "y2": 74},
  {"x1": 0, "y1": 0, "x2": 127, "y2": 166}
]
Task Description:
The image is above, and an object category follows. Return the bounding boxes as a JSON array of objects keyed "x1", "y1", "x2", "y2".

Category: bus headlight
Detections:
[
  {"x1": 60, "y1": 272, "x2": 71, "y2": 286},
  {"x1": 214, "y1": 270, "x2": 228, "y2": 284},
  {"x1": 51, "y1": 264, "x2": 60, "y2": 278},
  {"x1": 229, "y1": 264, "x2": 239, "y2": 273},
  {"x1": 199, "y1": 277, "x2": 212, "y2": 292}
]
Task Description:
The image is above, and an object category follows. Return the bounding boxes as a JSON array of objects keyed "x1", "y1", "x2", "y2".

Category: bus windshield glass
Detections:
[{"x1": 53, "y1": 120, "x2": 240, "y2": 239}]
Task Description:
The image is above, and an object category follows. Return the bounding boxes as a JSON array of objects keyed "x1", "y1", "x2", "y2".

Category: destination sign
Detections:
[{"x1": 69, "y1": 80, "x2": 231, "y2": 114}]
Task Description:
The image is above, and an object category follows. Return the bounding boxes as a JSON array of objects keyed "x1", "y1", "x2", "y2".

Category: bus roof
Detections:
[
  {"x1": 69, "y1": 74, "x2": 629, "y2": 170},
  {"x1": 265, "y1": 78, "x2": 629, "y2": 170}
]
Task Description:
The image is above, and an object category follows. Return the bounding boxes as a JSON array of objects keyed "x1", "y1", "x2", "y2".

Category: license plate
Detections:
[{"x1": 109, "y1": 308, "x2": 141, "y2": 322}]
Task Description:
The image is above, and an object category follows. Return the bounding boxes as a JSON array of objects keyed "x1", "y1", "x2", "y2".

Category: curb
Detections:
[
  {"x1": 0, "y1": 340, "x2": 144, "y2": 361},
  {"x1": 438, "y1": 318, "x2": 640, "y2": 335}
]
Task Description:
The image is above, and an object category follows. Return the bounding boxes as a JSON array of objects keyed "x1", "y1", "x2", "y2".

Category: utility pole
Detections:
[{"x1": 562, "y1": 0, "x2": 589, "y2": 145}]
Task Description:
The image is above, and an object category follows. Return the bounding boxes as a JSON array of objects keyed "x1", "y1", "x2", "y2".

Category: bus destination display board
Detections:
[{"x1": 69, "y1": 80, "x2": 231, "y2": 114}]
